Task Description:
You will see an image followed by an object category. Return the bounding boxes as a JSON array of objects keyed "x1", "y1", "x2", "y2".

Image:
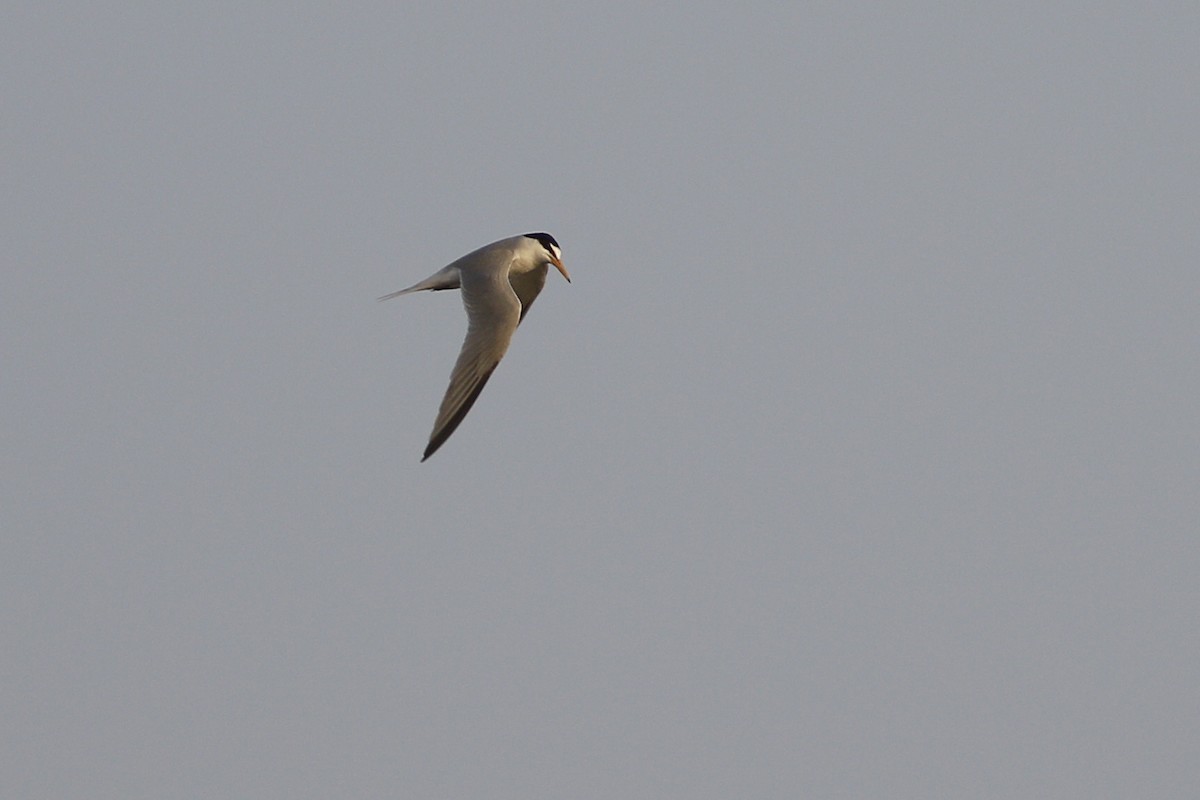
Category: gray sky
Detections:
[{"x1": 4, "y1": 3, "x2": 1198, "y2": 798}]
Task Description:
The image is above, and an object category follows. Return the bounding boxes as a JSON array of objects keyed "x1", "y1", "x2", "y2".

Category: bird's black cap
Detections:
[{"x1": 524, "y1": 232, "x2": 560, "y2": 252}]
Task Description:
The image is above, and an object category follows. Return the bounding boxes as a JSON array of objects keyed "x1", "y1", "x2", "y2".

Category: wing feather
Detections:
[
  {"x1": 508, "y1": 263, "x2": 549, "y2": 325},
  {"x1": 422, "y1": 262, "x2": 521, "y2": 460}
]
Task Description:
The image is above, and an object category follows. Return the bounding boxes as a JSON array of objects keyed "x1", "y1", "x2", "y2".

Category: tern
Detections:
[{"x1": 380, "y1": 233, "x2": 570, "y2": 461}]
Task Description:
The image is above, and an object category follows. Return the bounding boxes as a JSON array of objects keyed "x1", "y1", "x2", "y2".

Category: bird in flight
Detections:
[{"x1": 380, "y1": 233, "x2": 570, "y2": 461}]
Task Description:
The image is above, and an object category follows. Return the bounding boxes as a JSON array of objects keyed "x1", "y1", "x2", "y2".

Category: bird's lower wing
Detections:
[
  {"x1": 422, "y1": 268, "x2": 521, "y2": 460},
  {"x1": 509, "y1": 263, "x2": 548, "y2": 325}
]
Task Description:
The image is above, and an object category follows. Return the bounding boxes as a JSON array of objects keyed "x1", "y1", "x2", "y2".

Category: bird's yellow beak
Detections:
[{"x1": 550, "y1": 254, "x2": 571, "y2": 283}]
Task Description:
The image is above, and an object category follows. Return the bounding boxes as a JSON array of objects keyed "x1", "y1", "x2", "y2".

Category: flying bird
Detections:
[{"x1": 380, "y1": 233, "x2": 570, "y2": 461}]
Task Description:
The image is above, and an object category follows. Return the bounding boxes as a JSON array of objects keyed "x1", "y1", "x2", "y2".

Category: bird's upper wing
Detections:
[
  {"x1": 508, "y1": 263, "x2": 548, "y2": 325},
  {"x1": 422, "y1": 254, "x2": 522, "y2": 460}
]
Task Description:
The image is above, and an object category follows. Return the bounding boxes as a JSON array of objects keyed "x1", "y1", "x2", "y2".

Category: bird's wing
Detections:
[
  {"x1": 422, "y1": 259, "x2": 521, "y2": 460},
  {"x1": 508, "y1": 263, "x2": 548, "y2": 325}
]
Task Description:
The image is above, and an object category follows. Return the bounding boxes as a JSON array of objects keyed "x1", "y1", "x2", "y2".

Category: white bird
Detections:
[{"x1": 380, "y1": 233, "x2": 570, "y2": 461}]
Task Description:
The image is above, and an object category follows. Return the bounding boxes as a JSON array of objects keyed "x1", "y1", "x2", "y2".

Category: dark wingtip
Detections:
[{"x1": 419, "y1": 364, "x2": 499, "y2": 463}]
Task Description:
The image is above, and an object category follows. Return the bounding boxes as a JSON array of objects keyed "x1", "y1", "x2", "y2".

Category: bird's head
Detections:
[{"x1": 524, "y1": 232, "x2": 570, "y2": 283}]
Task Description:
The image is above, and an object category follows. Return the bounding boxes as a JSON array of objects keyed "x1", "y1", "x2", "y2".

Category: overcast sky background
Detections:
[{"x1": 4, "y1": 4, "x2": 1198, "y2": 798}]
